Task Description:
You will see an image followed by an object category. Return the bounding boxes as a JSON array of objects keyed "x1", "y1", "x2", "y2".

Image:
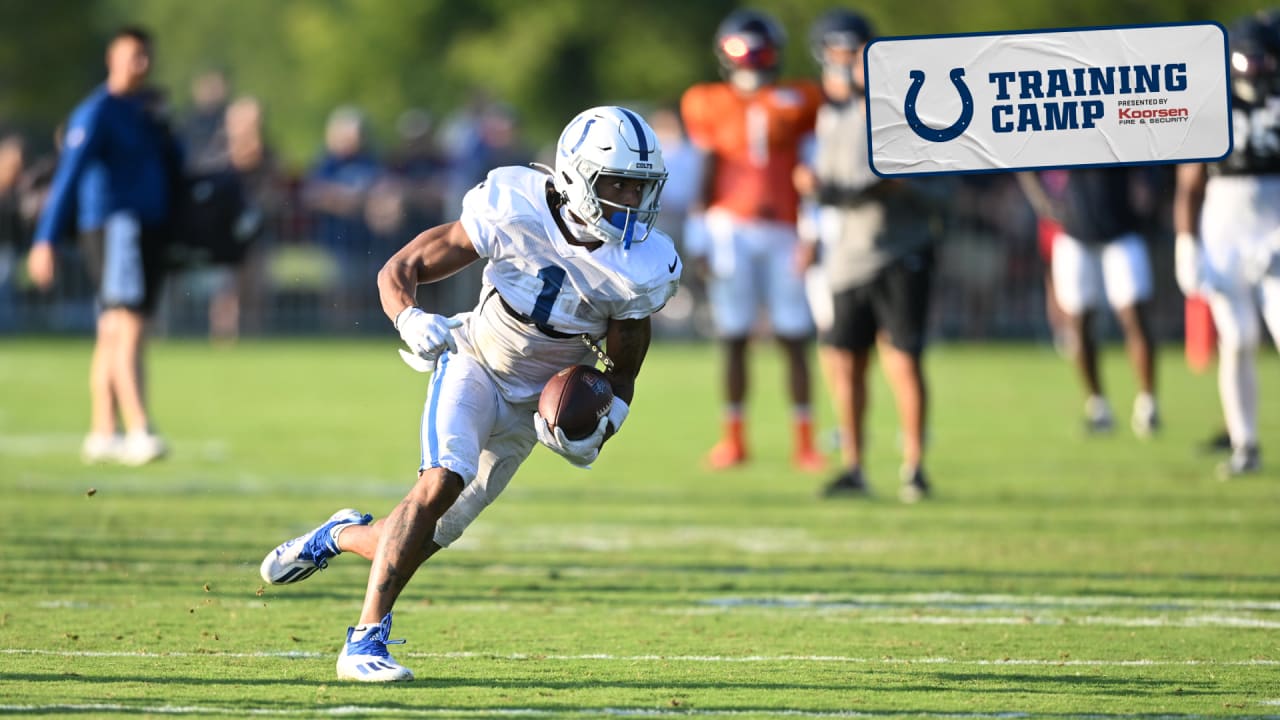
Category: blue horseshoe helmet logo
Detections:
[{"x1": 904, "y1": 68, "x2": 974, "y2": 143}]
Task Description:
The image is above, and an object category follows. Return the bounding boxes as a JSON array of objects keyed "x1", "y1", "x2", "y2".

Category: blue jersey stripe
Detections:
[
  {"x1": 618, "y1": 108, "x2": 650, "y2": 161},
  {"x1": 421, "y1": 353, "x2": 449, "y2": 470}
]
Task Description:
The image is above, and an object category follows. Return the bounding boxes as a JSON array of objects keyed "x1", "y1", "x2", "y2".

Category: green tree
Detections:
[{"x1": 0, "y1": 0, "x2": 1267, "y2": 167}]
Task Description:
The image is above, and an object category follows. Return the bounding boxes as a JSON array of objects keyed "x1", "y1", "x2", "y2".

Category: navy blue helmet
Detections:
[
  {"x1": 809, "y1": 9, "x2": 876, "y2": 63},
  {"x1": 1229, "y1": 13, "x2": 1280, "y2": 103}
]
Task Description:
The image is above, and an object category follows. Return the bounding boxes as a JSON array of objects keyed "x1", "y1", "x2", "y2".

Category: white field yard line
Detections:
[
  {"x1": 19, "y1": 598, "x2": 1280, "y2": 627},
  {"x1": 657, "y1": 608, "x2": 1280, "y2": 628},
  {"x1": 33, "y1": 591, "x2": 1280, "y2": 613},
  {"x1": 0, "y1": 706, "x2": 1013, "y2": 719},
  {"x1": 859, "y1": 615, "x2": 1280, "y2": 629},
  {"x1": 700, "y1": 593, "x2": 1280, "y2": 612},
  {"x1": 0, "y1": 432, "x2": 228, "y2": 458},
  {"x1": 24, "y1": 606, "x2": 1280, "y2": 629},
  {"x1": 0, "y1": 432, "x2": 82, "y2": 454},
  {"x1": 3, "y1": 648, "x2": 1277, "y2": 666},
  {"x1": 2, "y1": 705, "x2": 1279, "y2": 719}
]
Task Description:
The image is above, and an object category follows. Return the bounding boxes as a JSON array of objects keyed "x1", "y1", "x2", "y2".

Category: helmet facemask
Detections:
[{"x1": 555, "y1": 107, "x2": 668, "y2": 250}]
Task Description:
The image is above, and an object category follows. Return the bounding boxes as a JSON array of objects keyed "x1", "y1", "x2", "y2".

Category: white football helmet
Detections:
[{"x1": 553, "y1": 106, "x2": 667, "y2": 249}]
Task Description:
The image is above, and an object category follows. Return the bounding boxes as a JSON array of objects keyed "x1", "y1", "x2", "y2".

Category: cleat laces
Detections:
[
  {"x1": 302, "y1": 512, "x2": 372, "y2": 570},
  {"x1": 347, "y1": 613, "x2": 406, "y2": 659}
]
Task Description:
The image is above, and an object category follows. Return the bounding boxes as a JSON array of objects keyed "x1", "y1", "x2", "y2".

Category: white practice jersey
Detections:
[{"x1": 453, "y1": 165, "x2": 682, "y2": 404}]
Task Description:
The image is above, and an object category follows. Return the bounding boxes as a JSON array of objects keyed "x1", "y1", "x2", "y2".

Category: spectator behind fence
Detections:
[
  {"x1": 301, "y1": 106, "x2": 384, "y2": 328},
  {"x1": 366, "y1": 108, "x2": 452, "y2": 311},
  {"x1": 796, "y1": 9, "x2": 943, "y2": 503},
  {"x1": 27, "y1": 26, "x2": 182, "y2": 466},
  {"x1": 0, "y1": 134, "x2": 25, "y2": 329},
  {"x1": 365, "y1": 109, "x2": 444, "y2": 255},
  {"x1": 383, "y1": 108, "x2": 448, "y2": 234},
  {"x1": 210, "y1": 95, "x2": 283, "y2": 340},
  {"x1": 440, "y1": 99, "x2": 532, "y2": 219},
  {"x1": 180, "y1": 68, "x2": 231, "y2": 175},
  {"x1": 173, "y1": 69, "x2": 268, "y2": 342}
]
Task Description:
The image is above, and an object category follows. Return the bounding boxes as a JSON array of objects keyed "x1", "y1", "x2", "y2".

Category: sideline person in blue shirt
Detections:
[{"x1": 27, "y1": 26, "x2": 180, "y2": 466}]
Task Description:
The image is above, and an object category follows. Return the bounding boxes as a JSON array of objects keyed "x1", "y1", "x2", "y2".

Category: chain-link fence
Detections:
[{"x1": 0, "y1": 170, "x2": 1186, "y2": 344}]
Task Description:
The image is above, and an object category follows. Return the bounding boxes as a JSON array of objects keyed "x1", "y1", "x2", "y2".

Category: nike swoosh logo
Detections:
[{"x1": 668, "y1": 257, "x2": 678, "y2": 273}]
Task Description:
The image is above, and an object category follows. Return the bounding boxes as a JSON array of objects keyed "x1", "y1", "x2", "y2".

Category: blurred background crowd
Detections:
[{"x1": 0, "y1": 0, "x2": 1262, "y2": 343}]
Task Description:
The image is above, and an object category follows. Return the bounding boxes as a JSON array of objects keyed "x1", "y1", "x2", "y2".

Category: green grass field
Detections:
[{"x1": 1, "y1": 338, "x2": 1278, "y2": 719}]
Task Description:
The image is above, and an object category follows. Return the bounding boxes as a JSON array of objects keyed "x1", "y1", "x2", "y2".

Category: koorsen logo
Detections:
[{"x1": 1118, "y1": 107, "x2": 1189, "y2": 120}]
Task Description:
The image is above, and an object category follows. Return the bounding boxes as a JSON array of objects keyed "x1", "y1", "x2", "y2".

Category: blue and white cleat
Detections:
[
  {"x1": 336, "y1": 612, "x2": 414, "y2": 682},
  {"x1": 259, "y1": 508, "x2": 372, "y2": 585}
]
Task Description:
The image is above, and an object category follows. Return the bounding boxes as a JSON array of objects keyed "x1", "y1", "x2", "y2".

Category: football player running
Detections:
[
  {"x1": 258, "y1": 106, "x2": 680, "y2": 681},
  {"x1": 1174, "y1": 14, "x2": 1280, "y2": 478},
  {"x1": 681, "y1": 10, "x2": 827, "y2": 472}
]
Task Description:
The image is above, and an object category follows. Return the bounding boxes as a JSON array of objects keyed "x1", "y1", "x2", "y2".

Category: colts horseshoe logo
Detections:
[{"x1": 904, "y1": 68, "x2": 974, "y2": 142}]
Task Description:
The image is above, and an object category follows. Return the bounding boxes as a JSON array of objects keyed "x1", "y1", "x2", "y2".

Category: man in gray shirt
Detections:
[{"x1": 797, "y1": 10, "x2": 944, "y2": 502}]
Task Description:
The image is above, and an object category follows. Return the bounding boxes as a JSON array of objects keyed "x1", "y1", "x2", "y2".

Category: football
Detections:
[{"x1": 538, "y1": 365, "x2": 614, "y2": 441}]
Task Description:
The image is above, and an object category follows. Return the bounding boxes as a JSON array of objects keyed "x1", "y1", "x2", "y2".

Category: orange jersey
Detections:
[{"x1": 681, "y1": 79, "x2": 823, "y2": 224}]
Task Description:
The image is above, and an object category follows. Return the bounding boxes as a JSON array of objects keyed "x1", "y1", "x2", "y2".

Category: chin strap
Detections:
[{"x1": 611, "y1": 210, "x2": 637, "y2": 250}]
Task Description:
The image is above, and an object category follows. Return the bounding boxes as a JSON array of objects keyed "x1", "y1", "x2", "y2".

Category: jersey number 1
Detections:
[{"x1": 532, "y1": 265, "x2": 566, "y2": 326}]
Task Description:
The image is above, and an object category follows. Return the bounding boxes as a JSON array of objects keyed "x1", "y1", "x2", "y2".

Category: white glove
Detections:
[
  {"x1": 396, "y1": 307, "x2": 462, "y2": 372},
  {"x1": 534, "y1": 412, "x2": 608, "y2": 468},
  {"x1": 605, "y1": 396, "x2": 630, "y2": 436},
  {"x1": 1175, "y1": 233, "x2": 1220, "y2": 296}
]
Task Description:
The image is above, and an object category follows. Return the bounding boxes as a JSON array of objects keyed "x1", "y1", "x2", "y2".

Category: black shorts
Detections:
[
  {"x1": 827, "y1": 247, "x2": 935, "y2": 356},
  {"x1": 78, "y1": 213, "x2": 168, "y2": 317}
]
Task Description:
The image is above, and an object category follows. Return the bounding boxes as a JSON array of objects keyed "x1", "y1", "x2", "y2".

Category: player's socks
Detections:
[
  {"x1": 706, "y1": 411, "x2": 747, "y2": 469},
  {"x1": 336, "y1": 612, "x2": 414, "y2": 682},
  {"x1": 1219, "y1": 347, "x2": 1259, "y2": 452},
  {"x1": 791, "y1": 411, "x2": 824, "y2": 472}
]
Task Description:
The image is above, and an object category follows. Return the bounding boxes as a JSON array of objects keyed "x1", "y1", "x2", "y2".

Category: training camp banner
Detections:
[{"x1": 865, "y1": 23, "x2": 1231, "y2": 177}]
